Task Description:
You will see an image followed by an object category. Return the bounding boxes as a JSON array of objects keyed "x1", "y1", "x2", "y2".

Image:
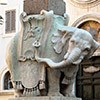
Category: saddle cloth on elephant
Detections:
[
  {"x1": 10, "y1": 10, "x2": 71, "y2": 93},
  {"x1": 11, "y1": 11, "x2": 54, "y2": 90}
]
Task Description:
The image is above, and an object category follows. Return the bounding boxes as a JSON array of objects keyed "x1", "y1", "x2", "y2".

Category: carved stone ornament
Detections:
[
  {"x1": 83, "y1": 66, "x2": 100, "y2": 73},
  {"x1": 6, "y1": 10, "x2": 99, "y2": 97},
  {"x1": 67, "y1": 0, "x2": 100, "y2": 8}
]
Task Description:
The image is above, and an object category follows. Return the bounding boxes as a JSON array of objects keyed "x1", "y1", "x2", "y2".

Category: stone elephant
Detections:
[
  {"x1": 6, "y1": 10, "x2": 99, "y2": 97},
  {"x1": 34, "y1": 26, "x2": 99, "y2": 96}
]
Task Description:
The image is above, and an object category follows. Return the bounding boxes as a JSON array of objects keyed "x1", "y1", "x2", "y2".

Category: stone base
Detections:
[{"x1": 9, "y1": 96, "x2": 82, "y2": 100}]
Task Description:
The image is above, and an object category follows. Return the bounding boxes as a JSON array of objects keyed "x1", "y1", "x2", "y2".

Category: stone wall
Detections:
[{"x1": 65, "y1": 0, "x2": 100, "y2": 26}]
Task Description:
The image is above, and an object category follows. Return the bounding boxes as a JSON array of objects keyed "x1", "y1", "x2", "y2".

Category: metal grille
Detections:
[{"x1": 76, "y1": 60, "x2": 100, "y2": 100}]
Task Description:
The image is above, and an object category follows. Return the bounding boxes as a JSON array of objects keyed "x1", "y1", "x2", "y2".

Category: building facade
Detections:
[
  {"x1": 0, "y1": 0, "x2": 23, "y2": 99},
  {"x1": 0, "y1": 0, "x2": 100, "y2": 100}
]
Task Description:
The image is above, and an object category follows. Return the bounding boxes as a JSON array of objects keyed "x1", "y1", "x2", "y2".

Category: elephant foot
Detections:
[
  {"x1": 14, "y1": 89, "x2": 23, "y2": 97},
  {"x1": 64, "y1": 92, "x2": 76, "y2": 97},
  {"x1": 48, "y1": 92, "x2": 63, "y2": 96},
  {"x1": 40, "y1": 89, "x2": 47, "y2": 96}
]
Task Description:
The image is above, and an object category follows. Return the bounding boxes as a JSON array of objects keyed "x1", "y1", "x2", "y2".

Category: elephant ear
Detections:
[
  {"x1": 51, "y1": 29, "x2": 72, "y2": 54},
  {"x1": 88, "y1": 40, "x2": 100, "y2": 58}
]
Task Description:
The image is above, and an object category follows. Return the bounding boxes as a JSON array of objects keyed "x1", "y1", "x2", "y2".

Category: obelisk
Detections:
[{"x1": 24, "y1": 0, "x2": 65, "y2": 15}]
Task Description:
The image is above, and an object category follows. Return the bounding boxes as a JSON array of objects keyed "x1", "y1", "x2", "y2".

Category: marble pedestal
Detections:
[{"x1": 9, "y1": 96, "x2": 82, "y2": 100}]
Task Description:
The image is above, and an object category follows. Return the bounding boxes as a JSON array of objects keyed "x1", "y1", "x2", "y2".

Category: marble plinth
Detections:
[{"x1": 9, "y1": 96, "x2": 82, "y2": 100}]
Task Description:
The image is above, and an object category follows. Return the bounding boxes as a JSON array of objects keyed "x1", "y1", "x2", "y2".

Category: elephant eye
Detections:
[
  {"x1": 70, "y1": 40, "x2": 75, "y2": 44},
  {"x1": 70, "y1": 39, "x2": 78, "y2": 45},
  {"x1": 83, "y1": 47, "x2": 90, "y2": 52}
]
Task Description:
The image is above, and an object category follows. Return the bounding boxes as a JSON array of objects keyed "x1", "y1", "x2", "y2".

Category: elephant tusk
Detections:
[{"x1": 34, "y1": 48, "x2": 71, "y2": 68}]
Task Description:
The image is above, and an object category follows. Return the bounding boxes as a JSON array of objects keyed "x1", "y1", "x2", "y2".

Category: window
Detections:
[
  {"x1": 5, "y1": 10, "x2": 16, "y2": 33},
  {"x1": 4, "y1": 71, "x2": 13, "y2": 90}
]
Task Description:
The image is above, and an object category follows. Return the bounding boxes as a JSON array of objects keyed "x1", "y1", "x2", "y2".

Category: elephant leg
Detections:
[
  {"x1": 14, "y1": 89, "x2": 23, "y2": 97},
  {"x1": 61, "y1": 80, "x2": 75, "y2": 97},
  {"x1": 47, "y1": 68, "x2": 62, "y2": 96},
  {"x1": 66, "y1": 83, "x2": 75, "y2": 97}
]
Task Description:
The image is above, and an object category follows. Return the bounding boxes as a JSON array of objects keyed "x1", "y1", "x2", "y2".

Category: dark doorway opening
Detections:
[
  {"x1": 76, "y1": 57, "x2": 100, "y2": 100},
  {"x1": 4, "y1": 71, "x2": 13, "y2": 90}
]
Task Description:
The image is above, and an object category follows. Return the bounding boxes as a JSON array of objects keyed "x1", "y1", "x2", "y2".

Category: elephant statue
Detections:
[
  {"x1": 34, "y1": 25, "x2": 99, "y2": 96},
  {"x1": 6, "y1": 10, "x2": 99, "y2": 97}
]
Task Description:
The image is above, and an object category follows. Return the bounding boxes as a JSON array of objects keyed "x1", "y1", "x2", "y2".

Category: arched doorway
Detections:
[
  {"x1": 73, "y1": 19, "x2": 100, "y2": 100},
  {"x1": 4, "y1": 71, "x2": 13, "y2": 90}
]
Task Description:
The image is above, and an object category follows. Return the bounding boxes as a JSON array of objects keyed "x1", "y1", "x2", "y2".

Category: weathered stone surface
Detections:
[
  {"x1": 6, "y1": 10, "x2": 99, "y2": 97},
  {"x1": 9, "y1": 96, "x2": 81, "y2": 100},
  {"x1": 24, "y1": 0, "x2": 65, "y2": 15},
  {"x1": 48, "y1": 0, "x2": 65, "y2": 15},
  {"x1": 24, "y1": 0, "x2": 48, "y2": 14}
]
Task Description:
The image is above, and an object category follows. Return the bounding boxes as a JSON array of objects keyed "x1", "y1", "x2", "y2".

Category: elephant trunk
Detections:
[
  {"x1": 64, "y1": 47, "x2": 82, "y2": 64},
  {"x1": 34, "y1": 47, "x2": 82, "y2": 68}
]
